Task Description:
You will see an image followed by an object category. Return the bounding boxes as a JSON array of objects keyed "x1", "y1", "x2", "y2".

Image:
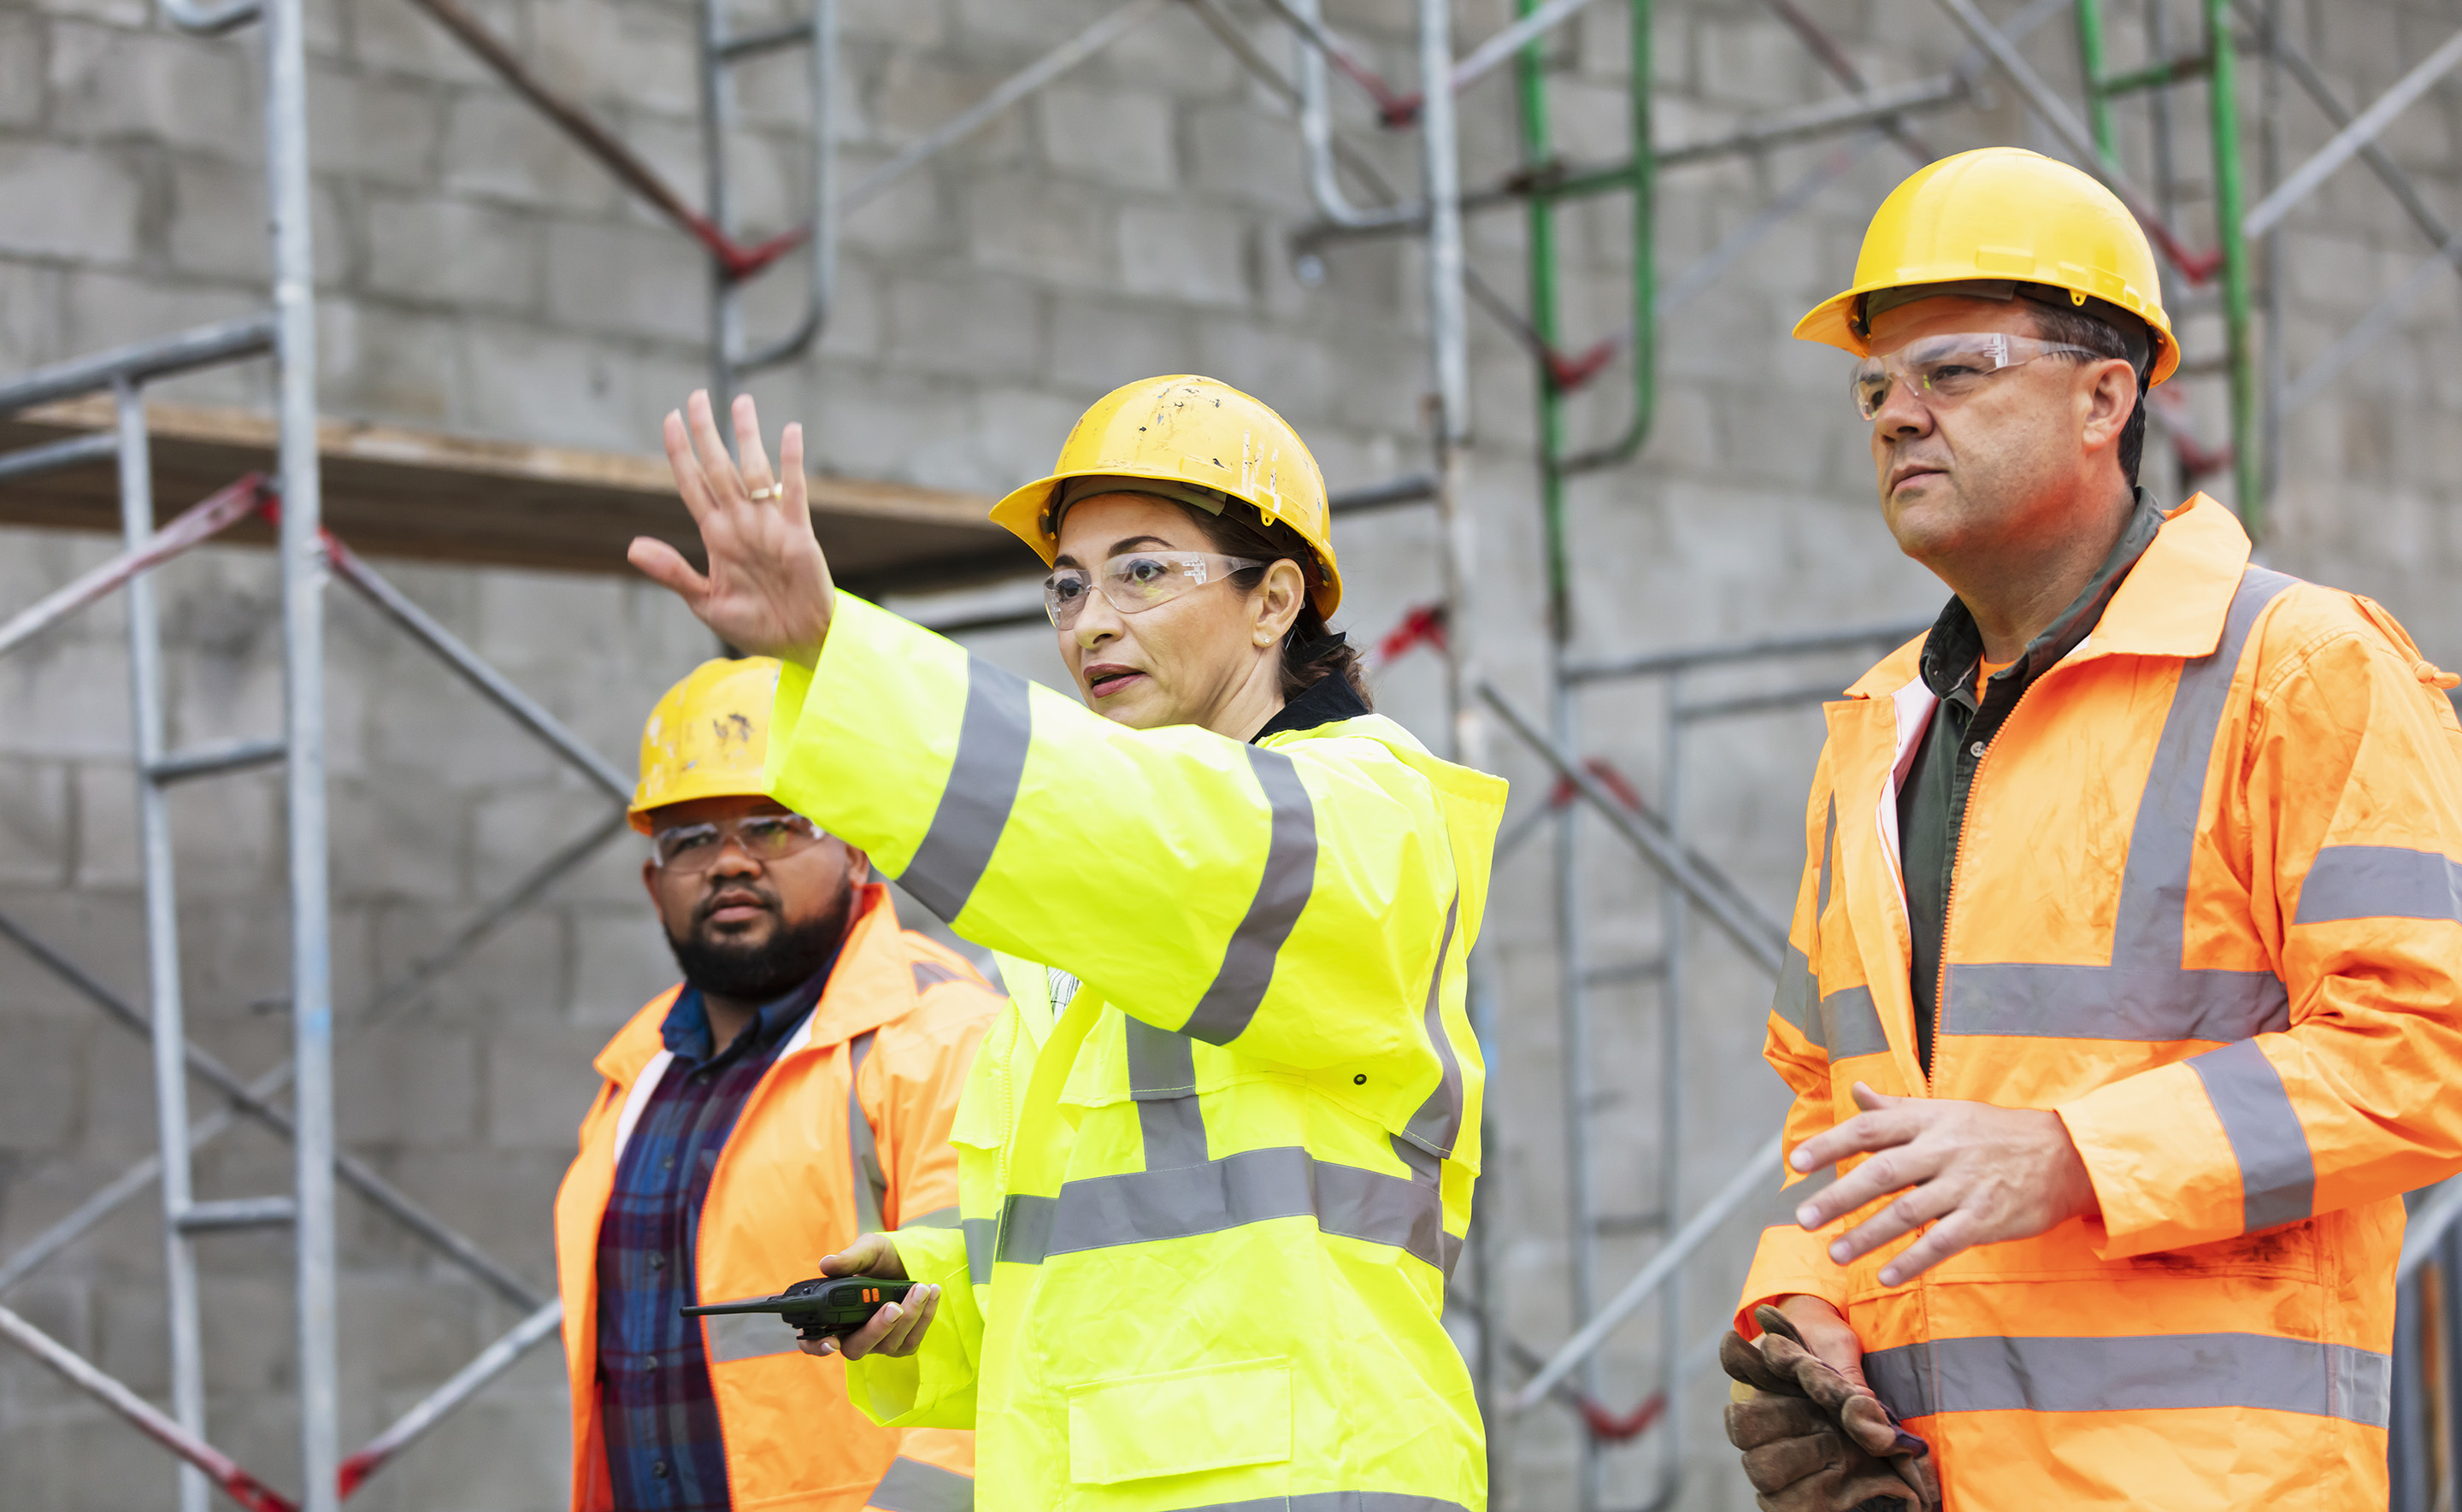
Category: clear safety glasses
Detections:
[
  {"x1": 1043, "y1": 550, "x2": 1264, "y2": 629},
  {"x1": 651, "y1": 813, "x2": 825, "y2": 873},
  {"x1": 1850, "y1": 332, "x2": 2103, "y2": 421}
]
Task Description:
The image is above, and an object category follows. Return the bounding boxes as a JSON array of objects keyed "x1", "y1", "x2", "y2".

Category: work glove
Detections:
[{"x1": 1720, "y1": 1304, "x2": 1939, "y2": 1512}]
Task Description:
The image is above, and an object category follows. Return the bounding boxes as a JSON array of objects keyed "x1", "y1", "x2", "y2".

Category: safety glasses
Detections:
[
  {"x1": 1043, "y1": 551, "x2": 1263, "y2": 629},
  {"x1": 1850, "y1": 332, "x2": 2104, "y2": 421},
  {"x1": 651, "y1": 813, "x2": 825, "y2": 872}
]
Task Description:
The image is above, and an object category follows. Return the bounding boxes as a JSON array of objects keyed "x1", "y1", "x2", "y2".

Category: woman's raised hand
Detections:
[{"x1": 629, "y1": 390, "x2": 837, "y2": 662}]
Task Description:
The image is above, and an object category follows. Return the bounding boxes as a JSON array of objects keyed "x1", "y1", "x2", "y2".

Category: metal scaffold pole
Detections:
[
  {"x1": 265, "y1": 0, "x2": 340, "y2": 1489},
  {"x1": 1420, "y1": 0, "x2": 1479, "y2": 775}
]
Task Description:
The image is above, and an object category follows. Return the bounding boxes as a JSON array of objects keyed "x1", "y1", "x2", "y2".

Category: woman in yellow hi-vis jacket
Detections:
[{"x1": 627, "y1": 374, "x2": 1506, "y2": 1512}]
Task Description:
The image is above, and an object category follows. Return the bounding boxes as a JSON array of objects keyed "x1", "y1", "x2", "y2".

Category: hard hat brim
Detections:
[{"x1": 991, "y1": 464, "x2": 1345, "y2": 620}]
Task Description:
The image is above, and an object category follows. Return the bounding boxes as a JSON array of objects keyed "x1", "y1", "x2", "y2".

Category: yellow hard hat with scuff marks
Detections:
[
  {"x1": 629, "y1": 657, "x2": 782, "y2": 832},
  {"x1": 989, "y1": 374, "x2": 1343, "y2": 618},
  {"x1": 1796, "y1": 147, "x2": 2180, "y2": 386}
]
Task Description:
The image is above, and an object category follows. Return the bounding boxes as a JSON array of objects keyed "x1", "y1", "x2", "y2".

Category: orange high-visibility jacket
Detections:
[
  {"x1": 555, "y1": 884, "x2": 997, "y2": 1512},
  {"x1": 1738, "y1": 494, "x2": 2462, "y2": 1509}
]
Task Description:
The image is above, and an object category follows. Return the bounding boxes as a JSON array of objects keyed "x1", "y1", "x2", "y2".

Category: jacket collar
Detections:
[
  {"x1": 1846, "y1": 492, "x2": 2250, "y2": 699},
  {"x1": 1252, "y1": 669, "x2": 1371, "y2": 742},
  {"x1": 589, "y1": 882, "x2": 922, "y2": 1087}
]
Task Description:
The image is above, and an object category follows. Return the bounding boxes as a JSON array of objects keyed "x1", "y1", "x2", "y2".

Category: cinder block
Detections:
[
  {"x1": 318, "y1": 297, "x2": 464, "y2": 427},
  {"x1": 566, "y1": 905, "x2": 675, "y2": 1026},
  {"x1": 304, "y1": 67, "x2": 449, "y2": 189},
  {"x1": 485, "y1": 1019, "x2": 627, "y2": 1149},
  {"x1": 1039, "y1": 84, "x2": 1178, "y2": 191},
  {"x1": 886, "y1": 272, "x2": 1045, "y2": 380},
  {"x1": 367, "y1": 195, "x2": 545, "y2": 310},
  {"x1": 1118, "y1": 202, "x2": 1252, "y2": 308},
  {"x1": 0, "y1": 13, "x2": 44, "y2": 129},
  {"x1": 541, "y1": 215, "x2": 707, "y2": 344},
  {"x1": 45, "y1": 21, "x2": 259, "y2": 152},
  {"x1": 0, "y1": 139, "x2": 141, "y2": 263},
  {"x1": 453, "y1": 322, "x2": 639, "y2": 450},
  {"x1": 0, "y1": 760, "x2": 70, "y2": 889},
  {"x1": 529, "y1": 0, "x2": 699, "y2": 118},
  {"x1": 1185, "y1": 103, "x2": 1311, "y2": 211},
  {"x1": 439, "y1": 91, "x2": 626, "y2": 217}
]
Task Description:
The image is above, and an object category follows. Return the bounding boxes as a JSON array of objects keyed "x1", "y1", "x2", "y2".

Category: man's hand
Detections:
[
  {"x1": 1721, "y1": 1300, "x2": 1935, "y2": 1511},
  {"x1": 796, "y1": 1233, "x2": 939, "y2": 1361},
  {"x1": 1789, "y1": 1081, "x2": 2100, "y2": 1285},
  {"x1": 629, "y1": 391, "x2": 837, "y2": 663}
]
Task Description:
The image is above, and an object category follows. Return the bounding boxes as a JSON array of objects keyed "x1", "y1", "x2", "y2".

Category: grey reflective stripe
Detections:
[
  {"x1": 910, "y1": 960, "x2": 970, "y2": 993},
  {"x1": 846, "y1": 1030, "x2": 886, "y2": 1233},
  {"x1": 1774, "y1": 799, "x2": 1839, "y2": 1048},
  {"x1": 904, "y1": 1205, "x2": 960, "y2": 1228},
  {"x1": 1399, "y1": 896, "x2": 1464, "y2": 1158},
  {"x1": 705, "y1": 1309, "x2": 797, "y2": 1364},
  {"x1": 997, "y1": 1191, "x2": 1057, "y2": 1267},
  {"x1": 963, "y1": 1216, "x2": 995, "y2": 1285},
  {"x1": 2296, "y1": 844, "x2": 2462, "y2": 925},
  {"x1": 996, "y1": 1145, "x2": 1447, "y2": 1271},
  {"x1": 866, "y1": 1454, "x2": 973, "y2": 1512},
  {"x1": 1772, "y1": 947, "x2": 1823, "y2": 1047},
  {"x1": 1862, "y1": 1332, "x2": 2390, "y2": 1427},
  {"x1": 1819, "y1": 985, "x2": 1888, "y2": 1060},
  {"x1": 1182, "y1": 1497, "x2": 1472, "y2": 1512},
  {"x1": 900, "y1": 659, "x2": 1033, "y2": 922},
  {"x1": 1817, "y1": 793, "x2": 1838, "y2": 911},
  {"x1": 1946, "y1": 961, "x2": 2286, "y2": 1043},
  {"x1": 1048, "y1": 968, "x2": 1081, "y2": 1013},
  {"x1": 2187, "y1": 1038, "x2": 2316, "y2": 1230},
  {"x1": 1180, "y1": 745, "x2": 1317, "y2": 1045},
  {"x1": 1946, "y1": 567, "x2": 2300, "y2": 1044},
  {"x1": 1125, "y1": 1017, "x2": 1208, "y2": 1170}
]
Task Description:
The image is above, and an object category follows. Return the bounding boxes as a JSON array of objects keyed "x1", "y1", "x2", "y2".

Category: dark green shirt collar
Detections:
[{"x1": 1917, "y1": 488, "x2": 2166, "y2": 711}]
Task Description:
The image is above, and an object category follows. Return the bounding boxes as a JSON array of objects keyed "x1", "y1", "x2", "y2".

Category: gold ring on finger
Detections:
[{"x1": 748, "y1": 482, "x2": 784, "y2": 502}]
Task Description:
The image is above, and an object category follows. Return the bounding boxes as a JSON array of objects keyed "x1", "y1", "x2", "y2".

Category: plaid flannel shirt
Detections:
[{"x1": 593, "y1": 965, "x2": 830, "y2": 1510}]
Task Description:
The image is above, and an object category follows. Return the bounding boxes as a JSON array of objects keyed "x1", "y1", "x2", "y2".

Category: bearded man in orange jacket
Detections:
[
  {"x1": 554, "y1": 657, "x2": 996, "y2": 1512},
  {"x1": 1724, "y1": 148, "x2": 2462, "y2": 1510}
]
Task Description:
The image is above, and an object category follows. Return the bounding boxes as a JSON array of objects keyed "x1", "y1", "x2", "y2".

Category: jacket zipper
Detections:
[{"x1": 1929, "y1": 673, "x2": 2047, "y2": 1095}]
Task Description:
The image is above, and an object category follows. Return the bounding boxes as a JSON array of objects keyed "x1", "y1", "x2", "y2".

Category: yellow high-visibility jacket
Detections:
[
  {"x1": 1737, "y1": 494, "x2": 2462, "y2": 1508},
  {"x1": 763, "y1": 593, "x2": 1507, "y2": 1512}
]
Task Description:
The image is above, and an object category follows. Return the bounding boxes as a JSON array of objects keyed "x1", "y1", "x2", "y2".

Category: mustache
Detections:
[{"x1": 693, "y1": 883, "x2": 781, "y2": 926}]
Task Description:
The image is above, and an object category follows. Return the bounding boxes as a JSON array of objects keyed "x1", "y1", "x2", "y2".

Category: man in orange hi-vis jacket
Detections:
[
  {"x1": 1723, "y1": 146, "x2": 2462, "y2": 1511},
  {"x1": 554, "y1": 657, "x2": 996, "y2": 1512}
]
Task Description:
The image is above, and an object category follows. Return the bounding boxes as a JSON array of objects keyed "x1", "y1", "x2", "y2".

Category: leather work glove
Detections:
[{"x1": 1720, "y1": 1304, "x2": 1939, "y2": 1512}]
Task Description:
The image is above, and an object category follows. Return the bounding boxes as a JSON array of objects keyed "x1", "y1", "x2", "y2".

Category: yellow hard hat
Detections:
[
  {"x1": 989, "y1": 374, "x2": 1342, "y2": 618},
  {"x1": 628, "y1": 657, "x2": 782, "y2": 833},
  {"x1": 1796, "y1": 147, "x2": 2179, "y2": 386}
]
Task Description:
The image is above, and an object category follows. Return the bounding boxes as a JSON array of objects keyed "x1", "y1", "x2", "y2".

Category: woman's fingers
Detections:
[
  {"x1": 778, "y1": 422, "x2": 808, "y2": 520},
  {"x1": 627, "y1": 537, "x2": 709, "y2": 601},
  {"x1": 733, "y1": 393, "x2": 777, "y2": 497},
  {"x1": 881, "y1": 1285, "x2": 940, "y2": 1356},
  {"x1": 662, "y1": 410, "x2": 716, "y2": 524},
  {"x1": 684, "y1": 390, "x2": 745, "y2": 503}
]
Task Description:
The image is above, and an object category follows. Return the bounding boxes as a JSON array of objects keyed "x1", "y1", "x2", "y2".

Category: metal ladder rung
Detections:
[
  {"x1": 718, "y1": 19, "x2": 811, "y2": 60},
  {"x1": 147, "y1": 738, "x2": 286, "y2": 785},
  {"x1": 175, "y1": 1197, "x2": 297, "y2": 1233}
]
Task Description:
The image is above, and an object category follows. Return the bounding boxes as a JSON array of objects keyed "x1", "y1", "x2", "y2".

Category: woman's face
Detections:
[{"x1": 1051, "y1": 492, "x2": 1305, "y2": 734}]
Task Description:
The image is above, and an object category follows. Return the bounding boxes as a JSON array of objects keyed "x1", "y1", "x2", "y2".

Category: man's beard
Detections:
[{"x1": 667, "y1": 898, "x2": 849, "y2": 1002}]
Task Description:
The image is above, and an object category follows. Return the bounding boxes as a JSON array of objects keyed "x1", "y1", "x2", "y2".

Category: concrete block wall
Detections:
[{"x1": 1, "y1": 0, "x2": 2458, "y2": 1507}]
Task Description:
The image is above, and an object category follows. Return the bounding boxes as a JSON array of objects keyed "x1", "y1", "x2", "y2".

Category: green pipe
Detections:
[
  {"x1": 1515, "y1": 0, "x2": 1572, "y2": 641},
  {"x1": 1561, "y1": 0, "x2": 1655, "y2": 479},
  {"x1": 2206, "y1": 0, "x2": 2262, "y2": 535},
  {"x1": 2072, "y1": 0, "x2": 2120, "y2": 170},
  {"x1": 2097, "y1": 51, "x2": 2210, "y2": 97}
]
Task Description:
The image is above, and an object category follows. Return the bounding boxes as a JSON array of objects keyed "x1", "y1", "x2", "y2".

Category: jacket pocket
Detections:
[{"x1": 1065, "y1": 1356, "x2": 1293, "y2": 1485}]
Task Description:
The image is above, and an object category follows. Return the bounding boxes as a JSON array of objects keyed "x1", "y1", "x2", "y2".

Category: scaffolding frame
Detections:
[{"x1": 8, "y1": 0, "x2": 2462, "y2": 1508}]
